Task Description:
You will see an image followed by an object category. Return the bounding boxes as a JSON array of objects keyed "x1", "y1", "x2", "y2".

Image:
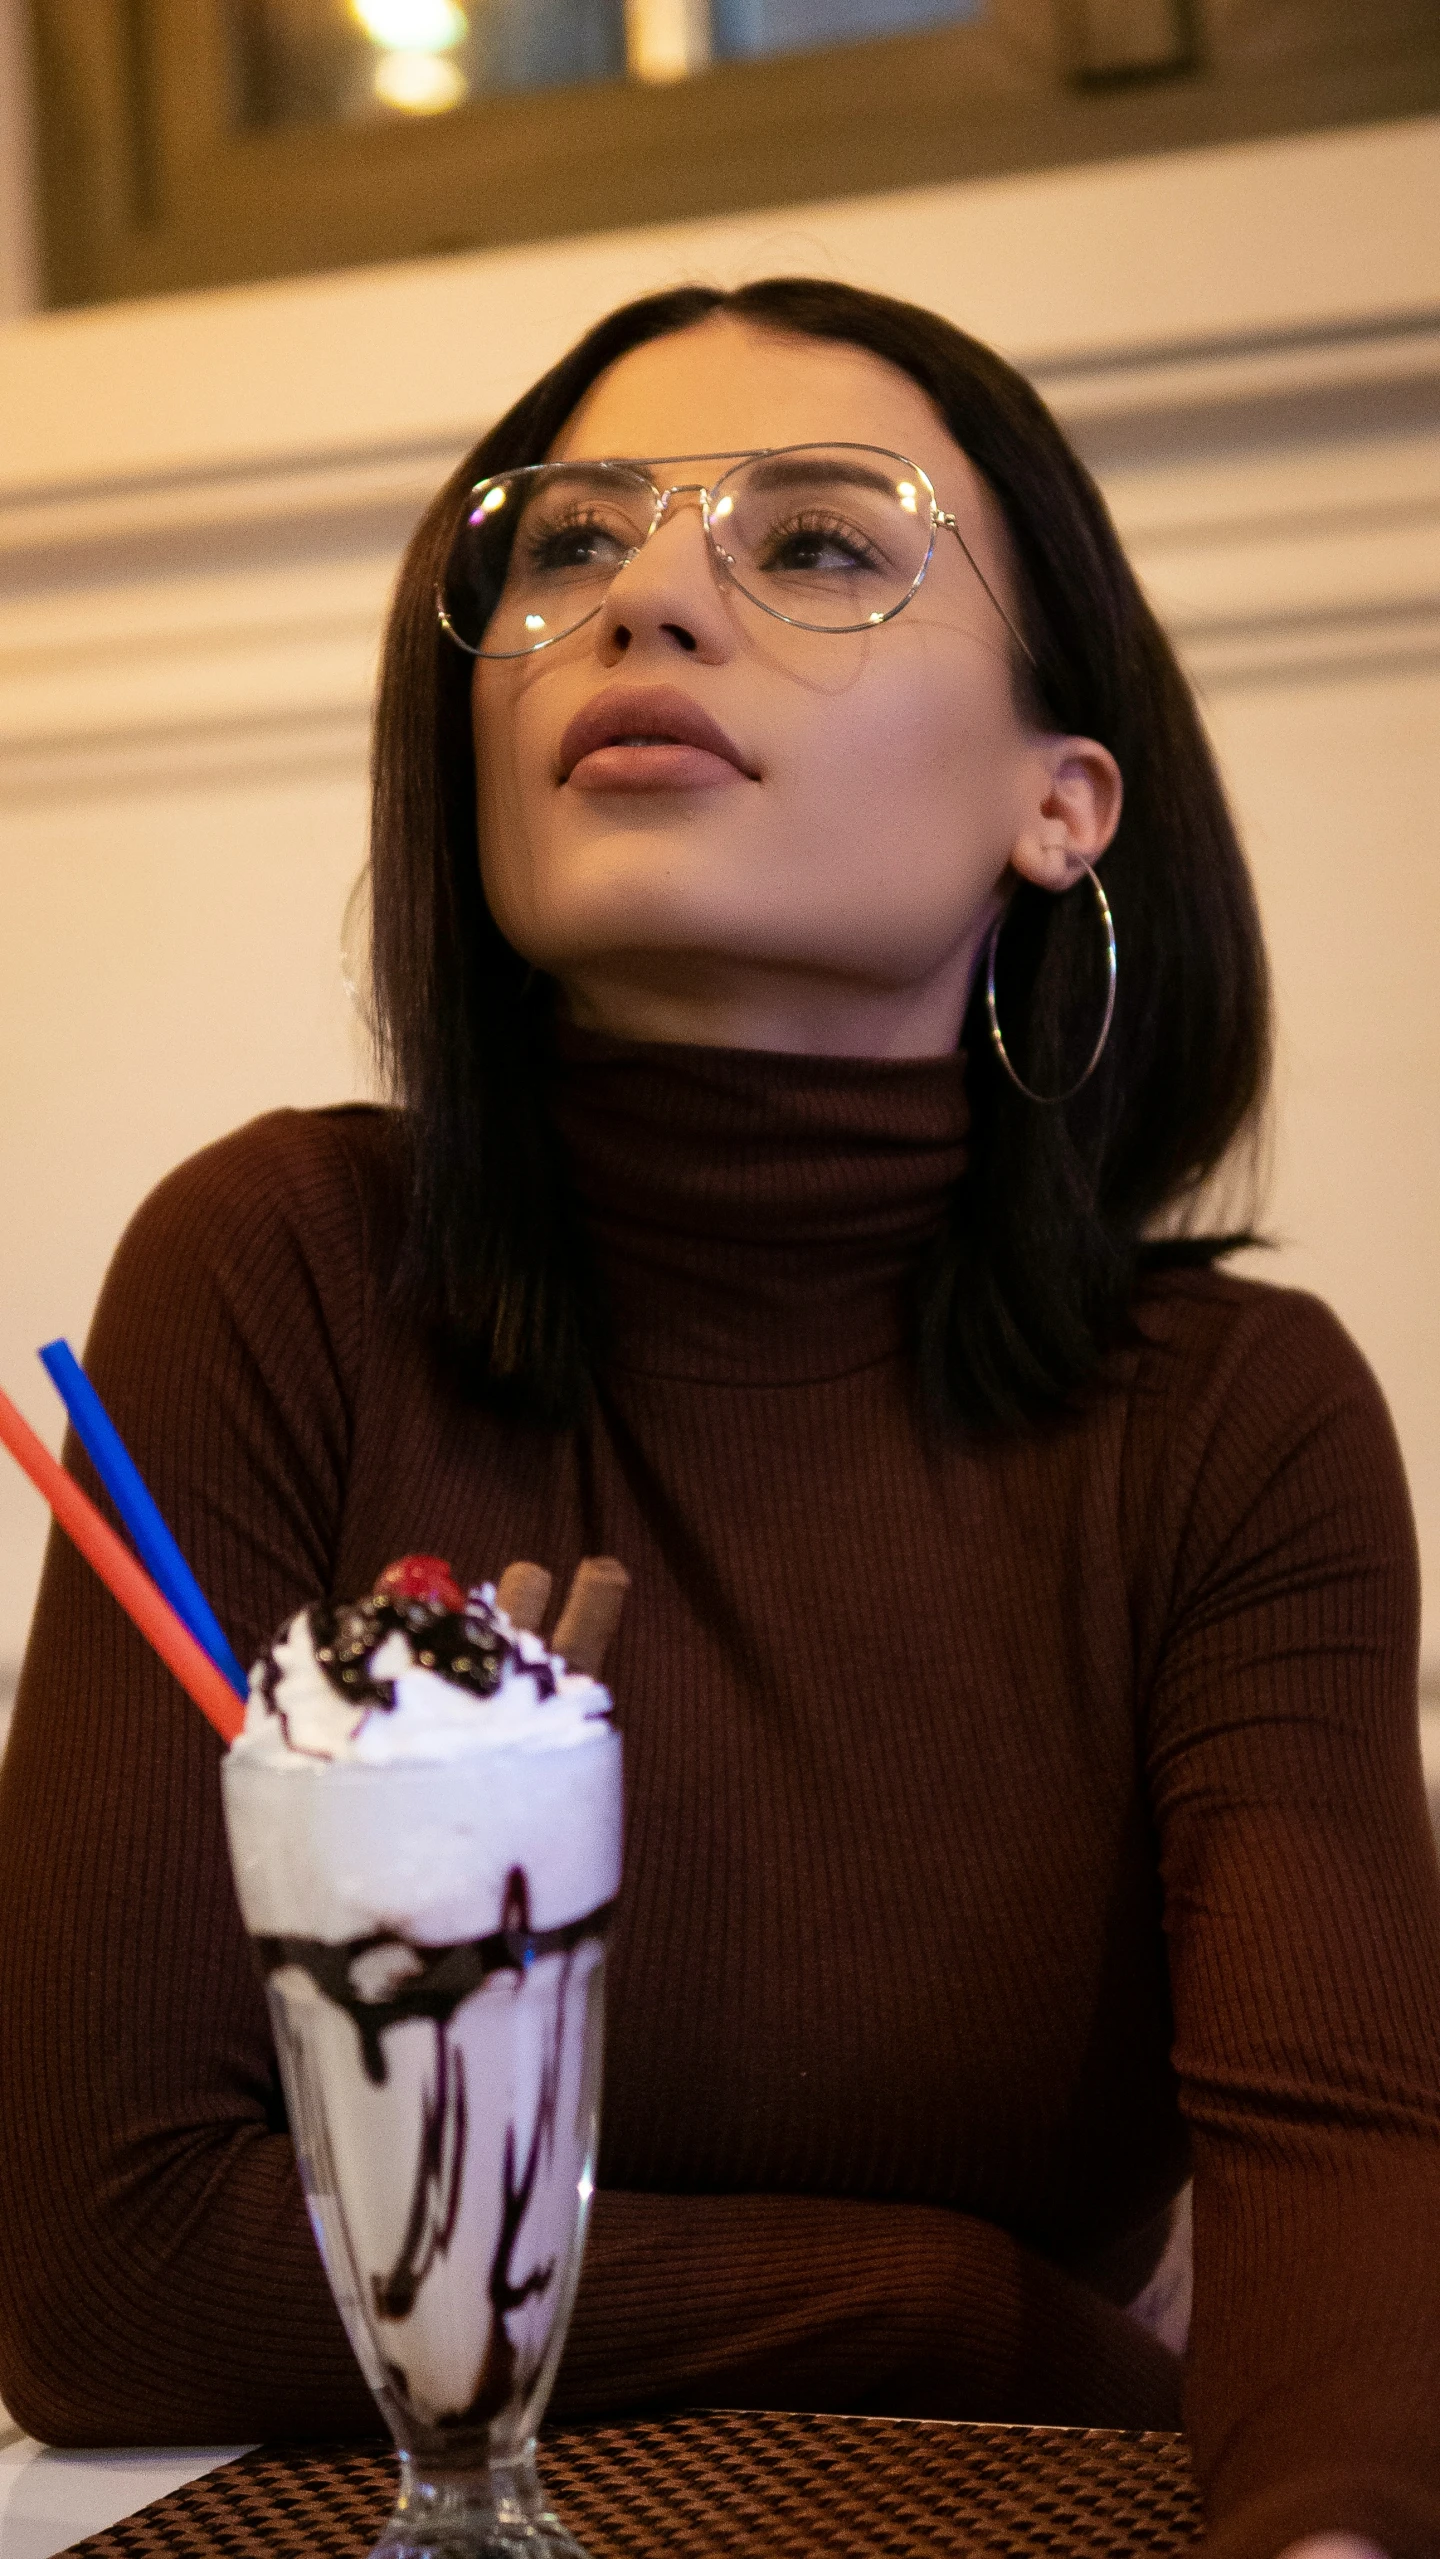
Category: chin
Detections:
[
  {"x1": 491, "y1": 845, "x2": 766, "y2": 965},
  {"x1": 487, "y1": 837, "x2": 967, "y2": 991}
]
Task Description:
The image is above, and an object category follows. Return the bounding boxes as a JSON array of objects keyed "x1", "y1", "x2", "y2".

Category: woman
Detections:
[{"x1": 0, "y1": 279, "x2": 1434, "y2": 2559}]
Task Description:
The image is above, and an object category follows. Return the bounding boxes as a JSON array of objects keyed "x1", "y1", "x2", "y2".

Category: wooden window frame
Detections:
[{"x1": 28, "y1": 0, "x2": 1440, "y2": 310}]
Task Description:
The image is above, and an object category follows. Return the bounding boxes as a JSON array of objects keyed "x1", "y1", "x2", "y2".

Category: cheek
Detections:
[{"x1": 782, "y1": 655, "x2": 1022, "y2": 878}]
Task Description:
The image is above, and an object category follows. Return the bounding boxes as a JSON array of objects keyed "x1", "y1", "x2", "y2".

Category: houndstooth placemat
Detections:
[{"x1": 60, "y1": 2409, "x2": 1202, "y2": 2557}]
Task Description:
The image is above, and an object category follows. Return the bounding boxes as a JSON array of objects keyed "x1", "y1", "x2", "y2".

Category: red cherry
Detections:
[{"x1": 374, "y1": 1554, "x2": 465, "y2": 1612}]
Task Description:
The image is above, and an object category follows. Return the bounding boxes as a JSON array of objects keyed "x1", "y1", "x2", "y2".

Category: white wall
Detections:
[{"x1": 2, "y1": 115, "x2": 1437, "y2": 1727}]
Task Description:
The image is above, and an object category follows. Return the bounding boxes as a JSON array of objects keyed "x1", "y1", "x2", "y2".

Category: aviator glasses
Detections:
[{"x1": 437, "y1": 443, "x2": 1035, "y2": 664}]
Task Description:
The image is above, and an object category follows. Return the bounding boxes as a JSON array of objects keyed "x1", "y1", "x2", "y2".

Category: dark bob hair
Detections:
[{"x1": 369, "y1": 276, "x2": 1269, "y2": 1432}]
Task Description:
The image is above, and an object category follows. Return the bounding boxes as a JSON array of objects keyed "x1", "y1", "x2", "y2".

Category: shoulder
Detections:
[
  {"x1": 1116, "y1": 1265, "x2": 1416, "y2": 1621},
  {"x1": 128, "y1": 1104, "x2": 405, "y2": 1251},
  {"x1": 93, "y1": 1106, "x2": 410, "y2": 1402},
  {"x1": 1126, "y1": 1263, "x2": 1394, "y2": 1450},
  {"x1": 113, "y1": 1105, "x2": 407, "y2": 1302}
]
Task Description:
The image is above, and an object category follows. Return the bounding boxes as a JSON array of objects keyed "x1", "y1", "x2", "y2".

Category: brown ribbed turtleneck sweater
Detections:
[{"x1": 2, "y1": 1037, "x2": 1439, "y2": 2559}]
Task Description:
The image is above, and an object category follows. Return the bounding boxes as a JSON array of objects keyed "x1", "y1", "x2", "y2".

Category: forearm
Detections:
[
  {"x1": 554, "y1": 2188, "x2": 1182, "y2": 2428},
  {"x1": 1179, "y1": 2131, "x2": 1440, "y2": 2559},
  {"x1": 0, "y1": 2115, "x2": 377, "y2": 2448}
]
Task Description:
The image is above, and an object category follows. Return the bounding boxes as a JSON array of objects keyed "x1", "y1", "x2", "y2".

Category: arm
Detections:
[
  {"x1": 1137, "y1": 1289, "x2": 1440, "y2": 2559},
  {"x1": 0, "y1": 1114, "x2": 378, "y2": 2444},
  {"x1": 556, "y1": 2188, "x2": 1181, "y2": 2426}
]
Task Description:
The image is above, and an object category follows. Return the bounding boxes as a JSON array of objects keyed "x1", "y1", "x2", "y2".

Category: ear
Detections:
[{"x1": 1009, "y1": 738, "x2": 1123, "y2": 894}]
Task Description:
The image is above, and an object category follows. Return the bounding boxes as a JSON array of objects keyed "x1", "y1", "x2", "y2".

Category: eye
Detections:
[
  {"x1": 755, "y1": 509, "x2": 889, "y2": 578},
  {"x1": 518, "y1": 504, "x2": 638, "y2": 577}
]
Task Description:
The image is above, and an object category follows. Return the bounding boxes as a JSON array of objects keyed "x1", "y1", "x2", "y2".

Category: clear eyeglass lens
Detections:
[
  {"x1": 710, "y1": 448, "x2": 934, "y2": 630},
  {"x1": 442, "y1": 448, "x2": 936, "y2": 655},
  {"x1": 444, "y1": 463, "x2": 660, "y2": 655}
]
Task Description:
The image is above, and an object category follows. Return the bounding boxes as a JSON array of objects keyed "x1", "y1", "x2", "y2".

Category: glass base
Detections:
[{"x1": 371, "y1": 2446, "x2": 591, "y2": 2559}]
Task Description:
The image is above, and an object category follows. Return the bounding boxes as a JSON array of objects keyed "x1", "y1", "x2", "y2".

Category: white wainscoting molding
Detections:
[{"x1": 3, "y1": 304, "x2": 1436, "y2": 802}]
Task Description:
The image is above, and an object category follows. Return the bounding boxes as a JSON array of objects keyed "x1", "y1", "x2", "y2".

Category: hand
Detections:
[{"x1": 1277, "y1": 2539, "x2": 1389, "y2": 2558}]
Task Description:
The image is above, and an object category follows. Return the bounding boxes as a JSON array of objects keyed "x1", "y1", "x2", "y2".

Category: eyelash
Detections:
[
  {"x1": 512, "y1": 498, "x2": 893, "y2": 580},
  {"x1": 755, "y1": 509, "x2": 887, "y2": 572},
  {"x1": 520, "y1": 506, "x2": 637, "y2": 569}
]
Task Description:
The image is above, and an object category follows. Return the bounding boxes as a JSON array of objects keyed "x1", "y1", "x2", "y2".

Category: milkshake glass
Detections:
[{"x1": 221, "y1": 1563, "x2": 623, "y2": 2559}]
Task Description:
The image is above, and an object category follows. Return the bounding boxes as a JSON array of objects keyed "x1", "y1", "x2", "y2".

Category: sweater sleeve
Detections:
[
  {"x1": 0, "y1": 1112, "x2": 380, "y2": 2445},
  {"x1": 1135, "y1": 1287, "x2": 1440, "y2": 2559},
  {"x1": 558, "y1": 2189, "x2": 1180, "y2": 2427}
]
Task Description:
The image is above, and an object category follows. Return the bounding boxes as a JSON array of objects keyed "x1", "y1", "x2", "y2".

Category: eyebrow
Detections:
[
  {"x1": 738, "y1": 456, "x2": 909, "y2": 499},
  {"x1": 565, "y1": 452, "x2": 923, "y2": 501}
]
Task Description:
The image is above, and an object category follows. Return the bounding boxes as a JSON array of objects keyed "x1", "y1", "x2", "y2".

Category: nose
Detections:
[{"x1": 595, "y1": 490, "x2": 732, "y2": 666}]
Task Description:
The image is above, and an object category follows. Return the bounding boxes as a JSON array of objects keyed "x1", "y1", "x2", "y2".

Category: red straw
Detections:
[{"x1": 0, "y1": 1382, "x2": 246, "y2": 1744}]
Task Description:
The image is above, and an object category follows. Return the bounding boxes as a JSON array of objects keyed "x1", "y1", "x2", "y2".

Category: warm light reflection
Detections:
[
  {"x1": 625, "y1": 0, "x2": 711, "y2": 83},
  {"x1": 373, "y1": 48, "x2": 467, "y2": 108},
  {"x1": 897, "y1": 481, "x2": 919, "y2": 513},
  {"x1": 351, "y1": 0, "x2": 467, "y2": 48}
]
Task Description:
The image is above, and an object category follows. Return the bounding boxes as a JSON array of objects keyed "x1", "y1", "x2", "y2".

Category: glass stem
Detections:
[{"x1": 376, "y1": 2444, "x2": 540, "y2": 2555}]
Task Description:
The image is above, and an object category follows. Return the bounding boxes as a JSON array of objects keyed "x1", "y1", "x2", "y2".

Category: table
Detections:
[
  {"x1": 52, "y1": 2412, "x2": 1203, "y2": 2557},
  {"x1": 0, "y1": 2429, "x2": 247, "y2": 2559}
]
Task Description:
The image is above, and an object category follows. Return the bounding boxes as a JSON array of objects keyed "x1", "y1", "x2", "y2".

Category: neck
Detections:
[
  {"x1": 556, "y1": 939, "x2": 985, "y2": 1060},
  {"x1": 548, "y1": 1023, "x2": 971, "y2": 1384}
]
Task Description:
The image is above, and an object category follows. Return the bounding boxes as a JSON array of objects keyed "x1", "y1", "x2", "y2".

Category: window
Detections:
[
  {"x1": 27, "y1": 0, "x2": 1440, "y2": 309},
  {"x1": 230, "y1": 0, "x2": 987, "y2": 127}
]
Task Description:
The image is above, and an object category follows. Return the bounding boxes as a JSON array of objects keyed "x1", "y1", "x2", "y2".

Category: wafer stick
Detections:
[
  {"x1": 552, "y1": 1556, "x2": 630, "y2": 1675},
  {"x1": 496, "y1": 1559, "x2": 553, "y2": 1634}
]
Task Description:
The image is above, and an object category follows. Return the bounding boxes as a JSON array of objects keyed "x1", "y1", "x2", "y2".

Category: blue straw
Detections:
[{"x1": 39, "y1": 1338, "x2": 248, "y2": 1699}]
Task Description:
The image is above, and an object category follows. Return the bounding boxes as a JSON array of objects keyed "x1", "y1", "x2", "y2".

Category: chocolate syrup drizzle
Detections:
[
  {"x1": 256, "y1": 1871, "x2": 612, "y2": 2087},
  {"x1": 258, "y1": 1586, "x2": 558, "y2": 1736},
  {"x1": 372, "y1": 2021, "x2": 466, "y2": 2321},
  {"x1": 261, "y1": 1868, "x2": 611, "y2": 2442}
]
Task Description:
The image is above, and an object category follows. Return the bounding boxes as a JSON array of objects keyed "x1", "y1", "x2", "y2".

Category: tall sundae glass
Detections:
[{"x1": 222, "y1": 1554, "x2": 626, "y2": 2559}]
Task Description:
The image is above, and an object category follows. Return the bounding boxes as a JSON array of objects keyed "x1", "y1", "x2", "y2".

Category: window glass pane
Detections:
[
  {"x1": 226, "y1": 0, "x2": 984, "y2": 130},
  {"x1": 714, "y1": 0, "x2": 980, "y2": 55}
]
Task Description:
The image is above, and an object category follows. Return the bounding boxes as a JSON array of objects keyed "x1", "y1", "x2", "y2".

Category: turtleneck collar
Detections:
[{"x1": 547, "y1": 1022, "x2": 969, "y2": 1385}]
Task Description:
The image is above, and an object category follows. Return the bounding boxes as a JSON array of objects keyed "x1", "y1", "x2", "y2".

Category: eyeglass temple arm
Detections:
[{"x1": 936, "y1": 514, "x2": 1038, "y2": 672}]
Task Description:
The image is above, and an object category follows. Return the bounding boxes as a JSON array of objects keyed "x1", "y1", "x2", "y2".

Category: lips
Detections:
[{"x1": 558, "y1": 686, "x2": 757, "y2": 791}]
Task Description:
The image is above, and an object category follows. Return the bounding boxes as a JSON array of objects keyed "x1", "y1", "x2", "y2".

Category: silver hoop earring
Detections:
[{"x1": 985, "y1": 862, "x2": 1116, "y2": 1106}]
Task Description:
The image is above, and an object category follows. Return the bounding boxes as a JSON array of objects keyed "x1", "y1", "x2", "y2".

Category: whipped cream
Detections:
[
  {"x1": 234, "y1": 1578, "x2": 611, "y2": 1769},
  {"x1": 224, "y1": 1561, "x2": 622, "y2": 1944}
]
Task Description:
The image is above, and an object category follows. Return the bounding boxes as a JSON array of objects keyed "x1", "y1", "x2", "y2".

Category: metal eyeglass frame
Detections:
[{"x1": 436, "y1": 442, "x2": 1038, "y2": 666}]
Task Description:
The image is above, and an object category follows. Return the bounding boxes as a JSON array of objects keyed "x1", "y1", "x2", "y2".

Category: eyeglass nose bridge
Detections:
[
  {"x1": 587, "y1": 479, "x2": 725, "y2": 634},
  {"x1": 608, "y1": 480, "x2": 726, "y2": 598},
  {"x1": 648, "y1": 478, "x2": 713, "y2": 531}
]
